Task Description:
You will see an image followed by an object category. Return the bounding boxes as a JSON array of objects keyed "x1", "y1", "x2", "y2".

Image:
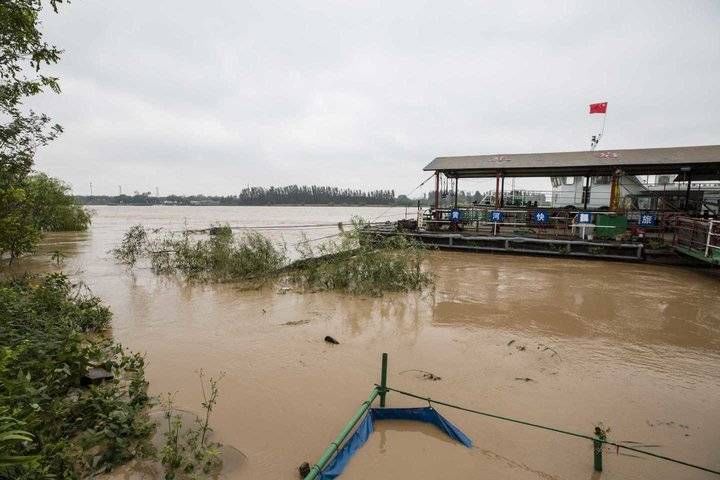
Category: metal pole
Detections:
[
  {"x1": 583, "y1": 176, "x2": 590, "y2": 210},
  {"x1": 495, "y1": 172, "x2": 501, "y2": 208},
  {"x1": 434, "y1": 172, "x2": 440, "y2": 219},
  {"x1": 500, "y1": 176, "x2": 505, "y2": 208},
  {"x1": 379, "y1": 353, "x2": 388, "y2": 407},
  {"x1": 453, "y1": 177, "x2": 459, "y2": 209},
  {"x1": 304, "y1": 388, "x2": 380, "y2": 480},
  {"x1": 685, "y1": 171, "x2": 692, "y2": 211},
  {"x1": 593, "y1": 436, "x2": 603, "y2": 472},
  {"x1": 705, "y1": 220, "x2": 713, "y2": 258}
]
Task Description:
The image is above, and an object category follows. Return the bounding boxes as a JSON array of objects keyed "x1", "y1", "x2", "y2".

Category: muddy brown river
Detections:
[{"x1": 14, "y1": 206, "x2": 720, "y2": 479}]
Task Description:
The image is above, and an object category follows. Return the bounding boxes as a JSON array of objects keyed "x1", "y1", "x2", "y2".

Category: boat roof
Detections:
[{"x1": 423, "y1": 145, "x2": 720, "y2": 178}]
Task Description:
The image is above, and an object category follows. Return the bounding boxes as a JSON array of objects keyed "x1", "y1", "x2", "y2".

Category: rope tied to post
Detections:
[{"x1": 376, "y1": 384, "x2": 720, "y2": 476}]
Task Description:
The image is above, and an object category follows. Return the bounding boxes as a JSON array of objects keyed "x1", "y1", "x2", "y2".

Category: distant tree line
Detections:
[
  {"x1": 75, "y1": 187, "x2": 549, "y2": 208},
  {"x1": 76, "y1": 185, "x2": 418, "y2": 206}
]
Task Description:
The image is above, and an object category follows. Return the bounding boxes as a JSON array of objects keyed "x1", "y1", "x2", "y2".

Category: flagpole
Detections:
[{"x1": 591, "y1": 108, "x2": 607, "y2": 151}]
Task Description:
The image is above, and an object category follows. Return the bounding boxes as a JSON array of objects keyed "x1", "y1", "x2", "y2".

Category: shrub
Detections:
[
  {"x1": 112, "y1": 219, "x2": 432, "y2": 295},
  {"x1": 0, "y1": 274, "x2": 152, "y2": 479}
]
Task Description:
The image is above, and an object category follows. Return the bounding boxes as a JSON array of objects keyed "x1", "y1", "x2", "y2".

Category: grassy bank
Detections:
[{"x1": 0, "y1": 274, "x2": 152, "y2": 479}]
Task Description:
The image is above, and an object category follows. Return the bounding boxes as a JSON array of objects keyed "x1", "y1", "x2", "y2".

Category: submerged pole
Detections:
[
  {"x1": 380, "y1": 352, "x2": 388, "y2": 407},
  {"x1": 593, "y1": 431, "x2": 604, "y2": 472},
  {"x1": 305, "y1": 388, "x2": 380, "y2": 480}
]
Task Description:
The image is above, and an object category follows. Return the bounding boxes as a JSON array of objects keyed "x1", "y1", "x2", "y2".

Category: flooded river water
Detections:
[{"x1": 15, "y1": 206, "x2": 720, "y2": 479}]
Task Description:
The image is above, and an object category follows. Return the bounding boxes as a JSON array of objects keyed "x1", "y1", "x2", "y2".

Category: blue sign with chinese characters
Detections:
[
  {"x1": 638, "y1": 211, "x2": 657, "y2": 227},
  {"x1": 450, "y1": 208, "x2": 462, "y2": 223},
  {"x1": 533, "y1": 209, "x2": 549, "y2": 224},
  {"x1": 577, "y1": 211, "x2": 593, "y2": 224},
  {"x1": 490, "y1": 210, "x2": 504, "y2": 222}
]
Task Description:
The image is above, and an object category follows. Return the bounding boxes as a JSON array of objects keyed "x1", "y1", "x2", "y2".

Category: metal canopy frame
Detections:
[{"x1": 424, "y1": 145, "x2": 720, "y2": 178}]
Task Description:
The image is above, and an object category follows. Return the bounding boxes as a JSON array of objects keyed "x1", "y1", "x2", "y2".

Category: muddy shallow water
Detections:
[{"x1": 13, "y1": 206, "x2": 720, "y2": 479}]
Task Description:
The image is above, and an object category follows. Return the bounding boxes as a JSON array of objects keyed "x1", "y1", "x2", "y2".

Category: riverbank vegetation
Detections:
[
  {"x1": 0, "y1": 274, "x2": 229, "y2": 480},
  {"x1": 0, "y1": 1, "x2": 91, "y2": 263},
  {"x1": 0, "y1": 274, "x2": 152, "y2": 479},
  {"x1": 1, "y1": 164, "x2": 92, "y2": 265},
  {"x1": 160, "y1": 371, "x2": 224, "y2": 480},
  {"x1": 1, "y1": 3, "x2": 224, "y2": 479},
  {"x1": 112, "y1": 220, "x2": 431, "y2": 295}
]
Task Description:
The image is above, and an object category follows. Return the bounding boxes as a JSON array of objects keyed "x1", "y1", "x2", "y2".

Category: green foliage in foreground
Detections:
[
  {"x1": 112, "y1": 219, "x2": 432, "y2": 295},
  {"x1": 160, "y1": 371, "x2": 224, "y2": 480},
  {"x1": 0, "y1": 409, "x2": 36, "y2": 468},
  {"x1": 0, "y1": 274, "x2": 152, "y2": 479}
]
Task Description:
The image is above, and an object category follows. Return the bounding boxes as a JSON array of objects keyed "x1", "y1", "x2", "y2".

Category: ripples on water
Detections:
[{"x1": 14, "y1": 206, "x2": 720, "y2": 480}]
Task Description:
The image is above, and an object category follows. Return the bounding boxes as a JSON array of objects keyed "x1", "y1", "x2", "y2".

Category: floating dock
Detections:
[{"x1": 376, "y1": 145, "x2": 720, "y2": 264}]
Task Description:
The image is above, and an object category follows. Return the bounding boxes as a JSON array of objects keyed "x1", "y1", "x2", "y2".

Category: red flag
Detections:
[{"x1": 590, "y1": 102, "x2": 608, "y2": 114}]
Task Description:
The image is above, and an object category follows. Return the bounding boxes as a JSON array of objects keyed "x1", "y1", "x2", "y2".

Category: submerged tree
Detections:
[{"x1": 112, "y1": 219, "x2": 432, "y2": 295}]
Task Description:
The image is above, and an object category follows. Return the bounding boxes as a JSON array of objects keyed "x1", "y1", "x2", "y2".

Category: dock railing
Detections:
[{"x1": 673, "y1": 217, "x2": 720, "y2": 261}]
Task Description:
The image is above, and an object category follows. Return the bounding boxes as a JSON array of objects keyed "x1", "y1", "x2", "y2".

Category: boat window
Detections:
[{"x1": 563, "y1": 177, "x2": 575, "y2": 185}]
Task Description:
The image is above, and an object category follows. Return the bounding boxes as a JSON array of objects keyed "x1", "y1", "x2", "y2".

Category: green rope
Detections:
[{"x1": 378, "y1": 385, "x2": 720, "y2": 476}]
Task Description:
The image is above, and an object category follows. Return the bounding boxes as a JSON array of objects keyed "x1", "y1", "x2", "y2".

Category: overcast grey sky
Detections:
[{"x1": 32, "y1": 0, "x2": 720, "y2": 197}]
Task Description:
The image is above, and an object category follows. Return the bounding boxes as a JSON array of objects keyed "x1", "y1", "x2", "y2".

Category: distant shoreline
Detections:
[{"x1": 83, "y1": 203, "x2": 413, "y2": 207}]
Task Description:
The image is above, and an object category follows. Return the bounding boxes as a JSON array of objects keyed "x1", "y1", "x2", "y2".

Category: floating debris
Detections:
[
  {"x1": 298, "y1": 462, "x2": 311, "y2": 478},
  {"x1": 538, "y1": 343, "x2": 560, "y2": 358},
  {"x1": 514, "y1": 377, "x2": 534, "y2": 382},
  {"x1": 324, "y1": 335, "x2": 340, "y2": 345},
  {"x1": 507, "y1": 339, "x2": 516, "y2": 346},
  {"x1": 283, "y1": 320, "x2": 309, "y2": 326},
  {"x1": 399, "y1": 369, "x2": 442, "y2": 381}
]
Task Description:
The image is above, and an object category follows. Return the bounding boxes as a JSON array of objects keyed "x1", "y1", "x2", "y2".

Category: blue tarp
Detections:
[{"x1": 319, "y1": 407, "x2": 473, "y2": 480}]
